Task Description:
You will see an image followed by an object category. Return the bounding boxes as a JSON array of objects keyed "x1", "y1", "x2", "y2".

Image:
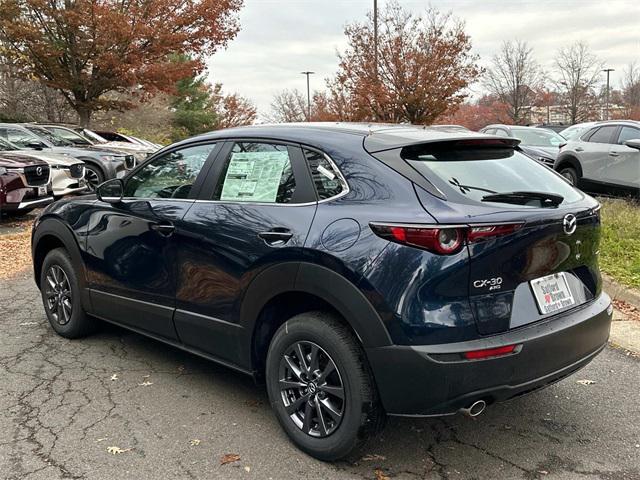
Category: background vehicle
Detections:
[
  {"x1": 555, "y1": 120, "x2": 640, "y2": 194},
  {"x1": 428, "y1": 124, "x2": 470, "y2": 133},
  {"x1": 0, "y1": 123, "x2": 135, "y2": 192},
  {"x1": 0, "y1": 138, "x2": 86, "y2": 198},
  {"x1": 94, "y1": 130, "x2": 163, "y2": 150},
  {"x1": 32, "y1": 123, "x2": 612, "y2": 461},
  {"x1": 36, "y1": 124, "x2": 156, "y2": 162},
  {"x1": 533, "y1": 124, "x2": 567, "y2": 134},
  {"x1": 480, "y1": 124, "x2": 565, "y2": 167},
  {"x1": 0, "y1": 152, "x2": 52, "y2": 215},
  {"x1": 559, "y1": 122, "x2": 598, "y2": 141}
]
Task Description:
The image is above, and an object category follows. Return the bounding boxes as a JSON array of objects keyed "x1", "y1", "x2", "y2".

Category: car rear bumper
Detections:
[{"x1": 366, "y1": 292, "x2": 612, "y2": 416}]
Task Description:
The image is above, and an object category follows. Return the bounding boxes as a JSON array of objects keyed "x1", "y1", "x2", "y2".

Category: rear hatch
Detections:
[{"x1": 369, "y1": 137, "x2": 602, "y2": 335}]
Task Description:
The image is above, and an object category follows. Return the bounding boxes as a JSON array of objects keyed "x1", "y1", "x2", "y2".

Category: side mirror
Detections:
[
  {"x1": 623, "y1": 139, "x2": 640, "y2": 150},
  {"x1": 26, "y1": 142, "x2": 45, "y2": 150},
  {"x1": 97, "y1": 178, "x2": 124, "y2": 204}
]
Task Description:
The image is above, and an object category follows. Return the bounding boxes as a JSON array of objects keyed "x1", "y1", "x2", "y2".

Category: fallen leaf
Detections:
[
  {"x1": 374, "y1": 468, "x2": 390, "y2": 480},
  {"x1": 107, "y1": 446, "x2": 131, "y2": 455},
  {"x1": 138, "y1": 381, "x2": 153, "y2": 386},
  {"x1": 95, "y1": 438, "x2": 108, "y2": 443},
  {"x1": 110, "y1": 374, "x2": 118, "y2": 381},
  {"x1": 220, "y1": 453, "x2": 241, "y2": 465},
  {"x1": 576, "y1": 379, "x2": 596, "y2": 385},
  {"x1": 244, "y1": 466, "x2": 251, "y2": 472},
  {"x1": 362, "y1": 454, "x2": 386, "y2": 461},
  {"x1": 538, "y1": 470, "x2": 549, "y2": 475},
  {"x1": 190, "y1": 439, "x2": 201, "y2": 446}
]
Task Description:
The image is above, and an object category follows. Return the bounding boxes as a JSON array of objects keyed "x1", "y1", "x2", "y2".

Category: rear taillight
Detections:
[{"x1": 370, "y1": 222, "x2": 523, "y2": 255}]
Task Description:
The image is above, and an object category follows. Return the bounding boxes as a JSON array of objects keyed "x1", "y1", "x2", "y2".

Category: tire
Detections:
[
  {"x1": 265, "y1": 312, "x2": 383, "y2": 461},
  {"x1": 40, "y1": 248, "x2": 97, "y2": 338},
  {"x1": 83, "y1": 164, "x2": 104, "y2": 192},
  {"x1": 559, "y1": 166, "x2": 578, "y2": 186}
]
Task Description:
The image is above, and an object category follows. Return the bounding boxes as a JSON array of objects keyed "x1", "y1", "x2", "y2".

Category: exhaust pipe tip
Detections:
[{"x1": 459, "y1": 400, "x2": 486, "y2": 418}]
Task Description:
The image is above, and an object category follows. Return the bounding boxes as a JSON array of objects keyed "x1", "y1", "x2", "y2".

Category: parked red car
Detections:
[{"x1": 0, "y1": 152, "x2": 53, "y2": 216}]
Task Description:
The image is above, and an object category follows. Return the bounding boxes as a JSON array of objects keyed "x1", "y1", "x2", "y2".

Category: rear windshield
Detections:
[{"x1": 402, "y1": 145, "x2": 583, "y2": 207}]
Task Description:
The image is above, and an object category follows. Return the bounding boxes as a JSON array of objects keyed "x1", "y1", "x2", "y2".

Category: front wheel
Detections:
[
  {"x1": 265, "y1": 312, "x2": 383, "y2": 461},
  {"x1": 40, "y1": 248, "x2": 97, "y2": 338},
  {"x1": 83, "y1": 165, "x2": 104, "y2": 192}
]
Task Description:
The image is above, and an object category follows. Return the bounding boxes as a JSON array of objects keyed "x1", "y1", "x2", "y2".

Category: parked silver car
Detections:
[
  {"x1": 480, "y1": 124, "x2": 565, "y2": 168},
  {"x1": 555, "y1": 120, "x2": 640, "y2": 194}
]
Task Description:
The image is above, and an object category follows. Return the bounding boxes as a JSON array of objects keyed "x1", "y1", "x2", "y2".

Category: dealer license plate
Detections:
[{"x1": 530, "y1": 272, "x2": 576, "y2": 315}]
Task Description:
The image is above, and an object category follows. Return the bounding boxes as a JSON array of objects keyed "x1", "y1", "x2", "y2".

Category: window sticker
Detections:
[{"x1": 220, "y1": 151, "x2": 289, "y2": 202}]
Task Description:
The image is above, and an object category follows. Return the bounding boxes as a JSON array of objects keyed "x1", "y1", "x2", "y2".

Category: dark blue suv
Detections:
[{"x1": 31, "y1": 123, "x2": 613, "y2": 460}]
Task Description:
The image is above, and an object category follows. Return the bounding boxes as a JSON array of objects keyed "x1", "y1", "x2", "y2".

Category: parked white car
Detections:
[{"x1": 0, "y1": 137, "x2": 86, "y2": 197}]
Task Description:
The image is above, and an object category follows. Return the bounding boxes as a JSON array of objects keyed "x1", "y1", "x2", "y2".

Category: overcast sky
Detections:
[{"x1": 206, "y1": 0, "x2": 640, "y2": 118}]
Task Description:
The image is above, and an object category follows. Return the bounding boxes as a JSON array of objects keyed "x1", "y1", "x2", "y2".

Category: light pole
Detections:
[
  {"x1": 373, "y1": 0, "x2": 378, "y2": 74},
  {"x1": 602, "y1": 68, "x2": 615, "y2": 120},
  {"x1": 301, "y1": 71, "x2": 314, "y2": 121}
]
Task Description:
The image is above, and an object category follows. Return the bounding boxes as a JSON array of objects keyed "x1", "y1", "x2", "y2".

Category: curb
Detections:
[{"x1": 602, "y1": 274, "x2": 640, "y2": 309}]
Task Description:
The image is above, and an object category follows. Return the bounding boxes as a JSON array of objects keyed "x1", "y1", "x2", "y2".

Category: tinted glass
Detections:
[
  {"x1": 214, "y1": 142, "x2": 296, "y2": 203},
  {"x1": 587, "y1": 126, "x2": 617, "y2": 144},
  {"x1": 617, "y1": 126, "x2": 640, "y2": 145},
  {"x1": 303, "y1": 149, "x2": 345, "y2": 200},
  {"x1": 0, "y1": 127, "x2": 44, "y2": 148},
  {"x1": 49, "y1": 127, "x2": 93, "y2": 145},
  {"x1": 25, "y1": 126, "x2": 73, "y2": 146},
  {"x1": 124, "y1": 143, "x2": 215, "y2": 198},
  {"x1": 402, "y1": 146, "x2": 583, "y2": 207},
  {"x1": 511, "y1": 128, "x2": 564, "y2": 147},
  {"x1": 560, "y1": 124, "x2": 590, "y2": 141}
]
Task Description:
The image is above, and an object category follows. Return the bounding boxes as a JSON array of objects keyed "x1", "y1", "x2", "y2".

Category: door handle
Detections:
[
  {"x1": 258, "y1": 229, "x2": 293, "y2": 246},
  {"x1": 575, "y1": 147, "x2": 584, "y2": 152},
  {"x1": 609, "y1": 151, "x2": 619, "y2": 157},
  {"x1": 150, "y1": 222, "x2": 175, "y2": 237}
]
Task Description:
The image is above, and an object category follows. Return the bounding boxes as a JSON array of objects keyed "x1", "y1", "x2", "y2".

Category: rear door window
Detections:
[
  {"x1": 303, "y1": 149, "x2": 346, "y2": 200},
  {"x1": 586, "y1": 126, "x2": 617, "y2": 144},
  {"x1": 213, "y1": 142, "x2": 297, "y2": 203},
  {"x1": 401, "y1": 144, "x2": 583, "y2": 207}
]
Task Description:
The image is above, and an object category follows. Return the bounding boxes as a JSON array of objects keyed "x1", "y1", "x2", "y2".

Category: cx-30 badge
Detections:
[{"x1": 563, "y1": 214, "x2": 577, "y2": 235}]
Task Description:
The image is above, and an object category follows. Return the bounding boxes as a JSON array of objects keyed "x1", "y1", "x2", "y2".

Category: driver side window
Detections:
[{"x1": 124, "y1": 143, "x2": 216, "y2": 199}]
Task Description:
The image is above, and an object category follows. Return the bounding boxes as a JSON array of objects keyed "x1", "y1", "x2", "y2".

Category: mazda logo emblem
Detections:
[
  {"x1": 563, "y1": 214, "x2": 577, "y2": 235},
  {"x1": 36, "y1": 166, "x2": 43, "y2": 176}
]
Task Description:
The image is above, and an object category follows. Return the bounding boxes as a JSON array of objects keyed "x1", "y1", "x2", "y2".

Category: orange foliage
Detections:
[{"x1": 0, "y1": 0, "x2": 243, "y2": 125}]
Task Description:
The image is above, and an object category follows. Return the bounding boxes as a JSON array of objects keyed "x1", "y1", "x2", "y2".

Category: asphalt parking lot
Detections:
[{"x1": 1, "y1": 272, "x2": 639, "y2": 480}]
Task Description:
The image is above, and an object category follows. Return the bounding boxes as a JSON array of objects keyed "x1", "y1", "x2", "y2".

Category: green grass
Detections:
[{"x1": 599, "y1": 198, "x2": 640, "y2": 289}]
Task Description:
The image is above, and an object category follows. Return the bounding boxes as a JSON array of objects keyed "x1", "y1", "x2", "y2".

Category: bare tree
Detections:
[
  {"x1": 621, "y1": 62, "x2": 640, "y2": 119},
  {"x1": 267, "y1": 89, "x2": 308, "y2": 122},
  {"x1": 484, "y1": 40, "x2": 544, "y2": 124},
  {"x1": 553, "y1": 42, "x2": 603, "y2": 124}
]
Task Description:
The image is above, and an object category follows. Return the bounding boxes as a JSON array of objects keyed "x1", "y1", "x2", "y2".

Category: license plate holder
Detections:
[
  {"x1": 530, "y1": 272, "x2": 576, "y2": 315},
  {"x1": 38, "y1": 186, "x2": 47, "y2": 196}
]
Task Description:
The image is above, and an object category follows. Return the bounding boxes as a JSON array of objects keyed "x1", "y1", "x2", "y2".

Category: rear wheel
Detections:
[
  {"x1": 559, "y1": 166, "x2": 578, "y2": 186},
  {"x1": 265, "y1": 312, "x2": 382, "y2": 461},
  {"x1": 40, "y1": 248, "x2": 97, "y2": 338}
]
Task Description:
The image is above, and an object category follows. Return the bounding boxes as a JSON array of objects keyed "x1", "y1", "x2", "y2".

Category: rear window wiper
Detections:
[{"x1": 481, "y1": 191, "x2": 563, "y2": 207}]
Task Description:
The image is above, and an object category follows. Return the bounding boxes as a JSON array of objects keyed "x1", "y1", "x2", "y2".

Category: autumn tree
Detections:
[
  {"x1": 437, "y1": 95, "x2": 510, "y2": 131},
  {"x1": 620, "y1": 62, "x2": 640, "y2": 119},
  {"x1": 267, "y1": 89, "x2": 309, "y2": 123},
  {"x1": 210, "y1": 83, "x2": 256, "y2": 129},
  {"x1": 325, "y1": 1, "x2": 480, "y2": 124},
  {"x1": 0, "y1": 0, "x2": 243, "y2": 126},
  {"x1": 484, "y1": 40, "x2": 544, "y2": 124},
  {"x1": 553, "y1": 42, "x2": 603, "y2": 124}
]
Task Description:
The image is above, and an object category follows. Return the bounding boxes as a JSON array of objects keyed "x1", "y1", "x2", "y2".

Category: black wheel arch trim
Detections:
[
  {"x1": 32, "y1": 216, "x2": 91, "y2": 311},
  {"x1": 555, "y1": 154, "x2": 583, "y2": 178},
  {"x1": 240, "y1": 261, "x2": 393, "y2": 370}
]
